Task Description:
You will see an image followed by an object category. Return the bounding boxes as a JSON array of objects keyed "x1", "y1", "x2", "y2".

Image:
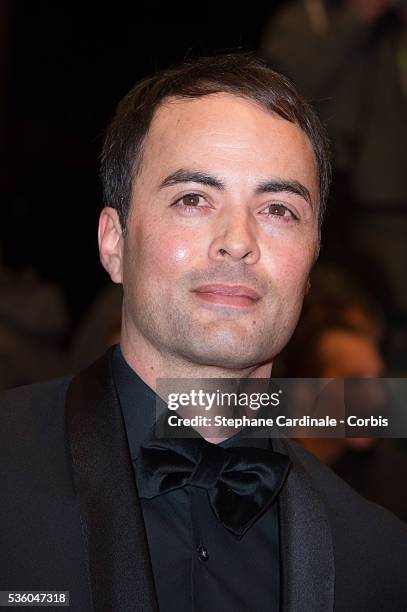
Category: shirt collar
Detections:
[
  {"x1": 112, "y1": 344, "x2": 157, "y2": 459},
  {"x1": 112, "y1": 344, "x2": 272, "y2": 457}
]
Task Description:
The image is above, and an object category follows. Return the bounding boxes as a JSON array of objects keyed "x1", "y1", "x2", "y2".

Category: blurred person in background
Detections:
[
  {"x1": 272, "y1": 260, "x2": 386, "y2": 376},
  {"x1": 303, "y1": 261, "x2": 386, "y2": 342},
  {"x1": 284, "y1": 314, "x2": 407, "y2": 523},
  {"x1": 0, "y1": 244, "x2": 68, "y2": 390}
]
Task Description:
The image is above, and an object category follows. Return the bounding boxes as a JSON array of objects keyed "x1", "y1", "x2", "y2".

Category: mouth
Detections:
[{"x1": 192, "y1": 284, "x2": 262, "y2": 308}]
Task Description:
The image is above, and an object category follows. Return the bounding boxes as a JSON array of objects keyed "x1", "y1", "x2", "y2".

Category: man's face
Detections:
[{"x1": 110, "y1": 93, "x2": 319, "y2": 369}]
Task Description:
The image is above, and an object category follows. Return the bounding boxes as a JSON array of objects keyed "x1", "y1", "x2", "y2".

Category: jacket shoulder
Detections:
[
  {"x1": 288, "y1": 439, "x2": 407, "y2": 587},
  {"x1": 290, "y1": 438, "x2": 407, "y2": 527},
  {"x1": 0, "y1": 376, "x2": 71, "y2": 423},
  {"x1": 0, "y1": 377, "x2": 72, "y2": 455}
]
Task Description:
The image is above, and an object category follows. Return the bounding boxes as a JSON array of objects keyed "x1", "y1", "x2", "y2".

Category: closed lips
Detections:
[{"x1": 192, "y1": 284, "x2": 261, "y2": 301}]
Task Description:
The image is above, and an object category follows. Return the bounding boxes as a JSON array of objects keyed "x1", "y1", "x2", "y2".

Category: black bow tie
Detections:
[{"x1": 135, "y1": 436, "x2": 291, "y2": 538}]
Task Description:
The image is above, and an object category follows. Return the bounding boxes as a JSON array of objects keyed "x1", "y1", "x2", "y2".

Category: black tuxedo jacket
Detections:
[{"x1": 1, "y1": 348, "x2": 407, "y2": 611}]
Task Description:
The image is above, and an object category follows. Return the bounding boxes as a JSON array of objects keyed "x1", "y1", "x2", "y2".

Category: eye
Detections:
[
  {"x1": 172, "y1": 193, "x2": 209, "y2": 213},
  {"x1": 261, "y1": 203, "x2": 298, "y2": 221},
  {"x1": 179, "y1": 193, "x2": 202, "y2": 207}
]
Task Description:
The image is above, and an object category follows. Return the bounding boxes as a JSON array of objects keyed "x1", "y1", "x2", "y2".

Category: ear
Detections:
[{"x1": 98, "y1": 207, "x2": 124, "y2": 283}]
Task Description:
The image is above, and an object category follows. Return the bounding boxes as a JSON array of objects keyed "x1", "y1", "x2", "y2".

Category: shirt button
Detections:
[{"x1": 197, "y1": 545, "x2": 209, "y2": 562}]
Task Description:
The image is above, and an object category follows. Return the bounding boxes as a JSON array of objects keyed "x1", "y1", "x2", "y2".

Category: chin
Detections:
[
  {"x1": 179, "y1": 338, "x2": 273, "y2": 371},
  {"x1": 191, "y1": 352, "x2": 262, "y2": 370}
]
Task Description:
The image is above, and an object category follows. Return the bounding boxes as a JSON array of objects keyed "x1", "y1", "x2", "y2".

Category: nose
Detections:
[{"x1": 208, "y1": 210, "x2": 260, "y2": 264}]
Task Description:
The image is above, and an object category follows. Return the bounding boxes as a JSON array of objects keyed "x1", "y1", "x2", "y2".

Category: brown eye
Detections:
[
  {"x1": 260, "y1": 203, "x2": 298, "y2": 221},
  {"x1": 181, "y1": 194, "x2": 201, "y2": 207},
  {"x1": 172, "y1": 193, "x2": 210, "y2": 215},
  {"x1": 268, "y1": 204, "x2": 287, "y2": 216}
]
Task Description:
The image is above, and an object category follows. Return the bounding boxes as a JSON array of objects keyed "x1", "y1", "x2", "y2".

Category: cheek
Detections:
[
  {"x1": 174, "y1": 245, "x2": 193, "y2": 264},
  {"x1": 264, "y1": 237, "x2": 315, "y2": 296},
  {"x1": 131, "y1": 221, "x2": 198, "y2": 281}
]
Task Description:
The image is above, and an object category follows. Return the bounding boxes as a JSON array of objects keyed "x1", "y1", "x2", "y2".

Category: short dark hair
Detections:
[{"x1": 100, "y1": 52, "x2": 331, "y2": 231}]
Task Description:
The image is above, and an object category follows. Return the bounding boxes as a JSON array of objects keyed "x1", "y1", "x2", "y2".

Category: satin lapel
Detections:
[
  {"x1": 65, "y1": 348, "x2": 158, "y2": 612},
  {"x1": 273, "y1": 438, "x2": 335, "y2": 612}
]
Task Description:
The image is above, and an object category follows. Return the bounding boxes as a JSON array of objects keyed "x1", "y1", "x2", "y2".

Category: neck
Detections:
[{"x1": 120, "y1": 329, "x2": 273, "y2": 393}]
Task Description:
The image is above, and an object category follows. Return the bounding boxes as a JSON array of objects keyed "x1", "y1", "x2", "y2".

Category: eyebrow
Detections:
[
  {"x1": 159, "y1": 168, "x2": 313, "y2": 208},
  {"x1": 255, "y1": 178, "x2": 312, "y2": 208},
  {"x1": 159, "y1": 169, "x2": 225, "y2": 191}
]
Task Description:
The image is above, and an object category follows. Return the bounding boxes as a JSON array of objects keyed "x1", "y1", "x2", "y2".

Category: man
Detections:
[{"x1": 1, "y1": 54, "x2": 406, "y2": 611}]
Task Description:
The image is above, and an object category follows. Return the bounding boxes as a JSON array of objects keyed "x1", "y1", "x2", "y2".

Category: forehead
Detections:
[{"x1": 138, "y1": 93, "x2": 319, "y2": 200}]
